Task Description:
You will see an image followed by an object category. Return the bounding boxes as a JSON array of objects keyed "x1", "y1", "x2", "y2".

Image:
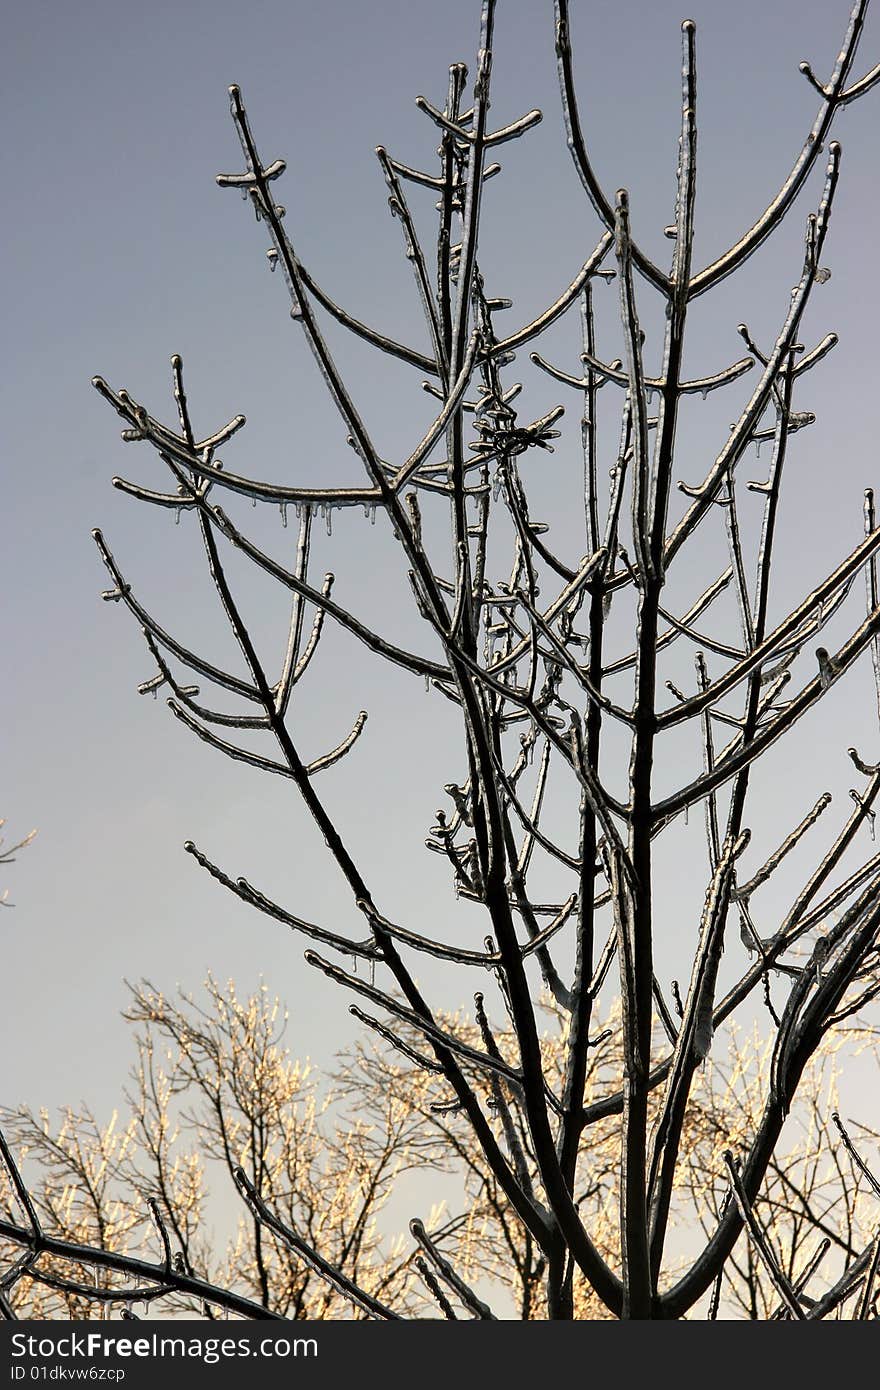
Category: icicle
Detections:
[
  {"x1": 267, "y1": 249, "x2": 279, "y2": 272},
  {"x1": 645, "y1": 386, "x2": 654, "y2": 404},
  {"x1": 280, "y1": 501, "x2": 288, "y2": 528},
  {"x1": 174, "y1": 507, "x2": 182, "y2": 525},
  {"x1": 684, "y1": 803, "x2": 689, "y2": 826},
  {"x1": 325, "y1": 504, "x2": 333, "y2": 537},
  {"x1": 294, "y1": 501, "x2": 302, "y2": 521},
  {"x1": 369, "y1": 504, "x2": 376, "y2": 525},
  {"x1": 755, "y1": 438, "x2": 762, "y2": 458},
  {"x1": 701, "y1": 388, "x2": 709, "y2": 402},
  {"x1": 424, "y1": 673, "x2": 431, "y2": 694},
  {"x1": 252, "y1": 496, "x2": 257, "y2": 507},
  {"x1": 369, "y1": 958, "x2": 375, "y2": 987},
  {"x1": 352, "y1": 955, "x2": 358, "y2": 976}
]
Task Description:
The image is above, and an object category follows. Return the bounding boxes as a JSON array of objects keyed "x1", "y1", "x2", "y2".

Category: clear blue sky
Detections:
[{"x1": 3, "y1": 0, "x2": 879, "y2": 1127}]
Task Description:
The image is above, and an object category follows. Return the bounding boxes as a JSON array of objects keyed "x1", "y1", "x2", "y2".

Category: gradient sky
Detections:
[{"x1": 3, "y1": 0, "x2": 879, "y2": 1149}]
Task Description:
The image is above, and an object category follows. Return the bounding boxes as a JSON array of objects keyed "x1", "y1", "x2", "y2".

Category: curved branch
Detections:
[
  {"x1": 554, "y1": 0, "x2": 668, "y2": 292},
  {"x1": 688, "y1": 0, "x2": 871, "y2": 296},
  {"x1": 0, "y1": 1214, "x2": 282, "y2": 1321}
]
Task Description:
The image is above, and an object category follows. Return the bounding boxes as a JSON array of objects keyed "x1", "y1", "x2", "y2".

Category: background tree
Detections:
[
  {"x1": 0, "y1": 821, "x2": 36, "y2": 911},
  {"x1": 2, "y1": 978, "x2": 443, "y2": 1318},
  {"x1": 4, "y1": 980, "x2": 878, "y2": 1318},
  {"x1": 3, "y1": 0, "x2": 880, "y2": 1319}
]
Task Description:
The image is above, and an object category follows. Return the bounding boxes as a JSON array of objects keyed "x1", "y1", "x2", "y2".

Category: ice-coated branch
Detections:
[
  {"x1": 234, "y1": 1168, "x2": 401, "y2": 1320},
  {"x1": 604, "y1": 568, "x2": 733, "y2": 677},
  {"x1": 553, "y1": 0, "x2": 667, "y2": 292},
  {"x1": 658, "y1": 517, "x2": 880, "y2": 731},
  {"x1": 665, "y1": 143, "x2": 842, "y2": 567},
  {"x1": 532, "y1": 347, "x2": 754, "y2": 397},
  {"x1": 831, "y1": 1111, "x2": 880, "y2": 1200},
  {"x1": 722, "y1": 1152, "x2": 805, "y2": 1319},
  {"x1": 689, "y1": 0, "x2": 872, "y2": 296},
  {"x1": 183, "y1": 841, "x2": 378, "y2": 962},
  {"x1": 490, "y1": 234, "x2": 614, "y2": 360},
  {"x1": 654, "y1": 604, "x2": 880, "y2": 822},
  {"x1": 735, "y1": 792, "x2": 833, "y2": 901},
  {"x1": 647, "y1": 832, "x2": 750, "y2": 1275},
  {"x1": 93, "y1": 529, "x2": 262, "y2": 702},
  {"x1": 865, "y1": 489, "x2": 880, "y2": 725},
  {"x1": 0, "y1": 1206, "x2": 281, "y2": 1321},
  {"x1": 409, "y1": 1219, "x2": 498, "y2": 1319},
  {"x1": 0, "y1": 1130, "x2": 41, "y2": 1239},
  {"x1": 376, "y1": 145, "x2": 448, "y2": 380},
  {"x1": 614, "y1": 189, "x2": 653, "y2": 584},
  {"x1": 305, "y1": 948, "x2": 541, "y2": 1100}
]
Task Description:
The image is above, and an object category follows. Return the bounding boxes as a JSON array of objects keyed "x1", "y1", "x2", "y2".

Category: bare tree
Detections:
[
  {"x1": 0, "y1": 821, "x2": 36, "y2": 910},
  {"x1": 2, "y1": 977, "x2": 447, "y2": 1319},
  {"x1": 4, "y1": 0, "x2": 880, "y2": 1319}
]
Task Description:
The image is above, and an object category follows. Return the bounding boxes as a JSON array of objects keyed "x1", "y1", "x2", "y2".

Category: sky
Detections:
[{"x1": 3, "y1": 0, "x2": 880, "y2": 1167}]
